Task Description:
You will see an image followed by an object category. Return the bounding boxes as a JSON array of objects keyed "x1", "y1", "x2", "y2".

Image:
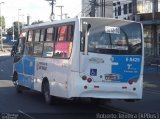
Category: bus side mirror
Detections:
[{"x1": 87, "y1": 24, "x2": 91, "y2": 32}]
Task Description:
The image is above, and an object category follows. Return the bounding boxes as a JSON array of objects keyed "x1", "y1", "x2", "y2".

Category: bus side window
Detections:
[
  {"x1": 54, "y1": 25, "x2": 74, "y2": 58},
  {"x1": 43, "y1": 42, "x2": 54, "y2": 58},
  {"x1": 57, "y1": 26, "x2": 67, "y2": 41},
  {"x1": 35, "y1": 30, "x2": 40, "y2": 42},
  {"x1": 67, "y1": 25, "x2": 74, "y2": 41},
  {"x1": 25, "y1": 43, "x2": 33, "y2": 56},
  {"x1": 40, "y1": 29, "x2": 46, "y2": 42},
  {"x1": 46, "y1": 28, "x2": 54, "y2": 41},
  {"x1": 28, "y1": 31, "x2": 34, "y2": 42},
  {"x1": 33, "y1": 42, "x2": 43, "y2": 57},
  {"x1": 54, "y1": 42, "x2": 72, "y2": 58},
  {"x1": 33, "y1": 28, "x2": 43, "y2": 57}
]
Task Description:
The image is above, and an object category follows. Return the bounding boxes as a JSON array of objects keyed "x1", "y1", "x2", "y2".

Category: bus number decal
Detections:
[
  {"x1": 105, "y1": 26, "x2": 120, "y2": 34},
  {"x1": 126, "y1": 57, "x2": 141, "y2": 62},
  {"x1": 36, "y1": 62, "x2": 48, "y2": 71}
]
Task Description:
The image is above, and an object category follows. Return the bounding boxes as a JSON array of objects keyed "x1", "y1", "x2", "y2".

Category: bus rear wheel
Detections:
[
  {"x1": 16, "y1": 85, "x2": 23, "y2": 93},
  {"x1": 42, "y1": 81, "x2": 53, "y2": 105}
]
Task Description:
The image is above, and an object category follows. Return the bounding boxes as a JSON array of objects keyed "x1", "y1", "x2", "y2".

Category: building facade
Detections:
[
  {"x1": 81, "y1": 0, "x2": 134, "y2": 19},
  {"x1": 136, "y1": 0, "x2": 160, "y2": 59},
  {"x1": 81, "y1": 0, "x2": 113, "y2": 18},
  {"x1": 81, "y1": 0, "x2": 160, "y2": 63}
]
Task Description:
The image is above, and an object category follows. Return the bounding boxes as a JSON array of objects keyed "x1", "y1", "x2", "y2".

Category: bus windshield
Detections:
[{"x1": 81, "y1": 18, "x2": 142, "y2": 55}]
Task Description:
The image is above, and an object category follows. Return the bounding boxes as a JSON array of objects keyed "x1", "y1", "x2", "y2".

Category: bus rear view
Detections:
[{"x1": 79, "y1": 18, "x2": 144, "y2": 101}]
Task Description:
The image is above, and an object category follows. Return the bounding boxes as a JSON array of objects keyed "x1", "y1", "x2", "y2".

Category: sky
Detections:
[{"x1": 1, "y1": 0, "x2": 82, "y2": 28}]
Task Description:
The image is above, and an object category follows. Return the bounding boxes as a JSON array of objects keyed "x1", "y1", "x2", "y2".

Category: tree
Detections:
[
  {"x1": 31, "y1": 20, "x2": 44, "y2": 25},
  {"x1": 7, "y1": 20, "x2": 43, "y2": 38},
  {"x1": 0, "y1": 16, "x2": 5, "y2": 29},
  {"x1": 7, "y1": 21, "x2": 22, "y2": 38}
]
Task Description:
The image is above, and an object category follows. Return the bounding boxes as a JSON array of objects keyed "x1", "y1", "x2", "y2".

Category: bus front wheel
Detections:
[{"x1": 42, "y1": 81, "x2": 53, "y2": 105}]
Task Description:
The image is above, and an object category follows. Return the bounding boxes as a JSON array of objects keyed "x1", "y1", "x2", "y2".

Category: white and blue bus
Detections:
[{"x1": 12, "y1": 17, "x2": 144, "y2": 104}]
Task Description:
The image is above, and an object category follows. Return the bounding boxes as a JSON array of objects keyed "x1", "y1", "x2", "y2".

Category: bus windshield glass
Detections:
[{"x1": 81, "y1": 18, "x2": 142, "y2": 55}]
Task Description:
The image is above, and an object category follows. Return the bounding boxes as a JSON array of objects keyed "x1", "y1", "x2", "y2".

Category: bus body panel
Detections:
[
  {"x1": 34, "y1": 58, "x2": 69, "y2": 98},
  {"x1": 78, "y1": 53, "x2": 142, "y2": 99},
  {"x1": 67, "y1": 71, "x2": 142, "y2": 99},
  {"x1": 14, "y1": 56, "x2": 35, "y2": 89},
  {"x1": 77, "y1": 18, "x2": 143, "y2": 99},
  {"x1": 13, "y1": 17, "x2": 143, "y2": 101}
]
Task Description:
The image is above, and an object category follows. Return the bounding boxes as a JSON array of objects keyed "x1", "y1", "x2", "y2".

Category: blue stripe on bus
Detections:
[
  {"x1": 23, "y1": 56, "x2": 35, "y2": 75},
  {"x1": 14, "y1": 59, "x2": 23, "y2": 74},
  {"x1": 14, "y1": 56, "x2": 35, "y2": 89},
  {"x1": 112, "y1": 56, "x2": 142, "y2": 83}
]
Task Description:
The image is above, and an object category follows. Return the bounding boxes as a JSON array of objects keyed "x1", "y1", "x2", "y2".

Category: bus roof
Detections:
[
  {"x1": 22, "y1": 17, "x2": 141, "y2": 31},
  {"x1": 22, "y1": 17, "x2": 79, "y2": 31}
]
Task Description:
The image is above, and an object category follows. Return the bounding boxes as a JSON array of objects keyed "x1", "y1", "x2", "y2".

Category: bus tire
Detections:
[
  {"x1": 90, "y1": 98, "x2": 109, "y2": 105},
  {"x1": 16, "y1": 85, "x2": 23, "y2": 93},
  {"x1": 42, "y1": 80, "x2": 53, "y2": 105},
  {"x1": 12, "y1": 72, "x2": 18, "y2": 84},
  {"x1": 90, "y1": 98, "x2": 101, "y2": 105},
  {"x1": 124, "y1": 99, "x2": 136, "y2": 102}
]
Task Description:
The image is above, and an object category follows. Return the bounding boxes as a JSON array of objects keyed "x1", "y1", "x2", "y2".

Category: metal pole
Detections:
[
  {"x1": 18, "y1": 9, "x2": 21, "y2": 36},
  {"x1": 51, "y1": 0, "x2": 53, "y2": 14},
  {"x1": 56, "y1": 6, "x2": 64, "y2": 20},
  {"x1": 104, "y1": 0, "x2": 105, "y2": 17},
  {"x1": 12, "y1": 17, "x2": 15, "y2": 42},
  {"x1": 46, "y1": 0, "x2": 56, "y2": 21},
  {"x1": 13, "y1": 23, "x2": 15, "y2": 42},
  {"x1": 50, "y1": 0, "x2": 55, "y2": 21},
  {"x1": 132, "y1": 0, "x2": 137, "y2": 21},
  {"x1": 63, "y1": 13, "x2": 68, "y2": 19},
  {"x1": 100, "y1": 0, "x2": 103, "y2": 17},
  {"x1": 0, "y1": 2, "x2": 4, "y2": 51},
  {"x1": 27, "y1": 15, "x2": 30, "y2": 25},
  {"x1": 90, "y1": 0, "x2": 96, "y2": 17}
]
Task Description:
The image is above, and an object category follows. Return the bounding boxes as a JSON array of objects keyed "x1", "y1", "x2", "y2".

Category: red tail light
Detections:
[
  {"x1": 128, "y1": 80, "x2": 133, "y2": 85},
  {"x1": 128, "y1": 78, "x2": 138, "y2": 85},
  {"x1": 87, "y1": 78, "x2": 92, "y2": 83},
  {"x1": 133, "y1": 78, "x2": 138, "y2": 83}
]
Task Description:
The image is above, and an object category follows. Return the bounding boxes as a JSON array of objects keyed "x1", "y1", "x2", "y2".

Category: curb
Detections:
[{"x1": 0, "y1": 53, "x2": 10, "y2": 56}]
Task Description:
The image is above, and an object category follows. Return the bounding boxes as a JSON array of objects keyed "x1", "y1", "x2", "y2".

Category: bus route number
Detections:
[
  {"x1": 129, "y1": 58, "x2": 140, "y2": 62},
  {"x1": 105, "y1": 26, "x2": 120, "y2": 34}
]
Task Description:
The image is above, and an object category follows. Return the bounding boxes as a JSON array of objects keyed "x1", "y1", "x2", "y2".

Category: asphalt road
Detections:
[
  {"x1": 0, "y1": 56, "x2": 13, "y2": 80},
  {"x1": 0, "y1": 56, "x2": 118, "y2": 119},
  {"x1": 1, "y1": 56, "x2": 160, "y2": 119}
]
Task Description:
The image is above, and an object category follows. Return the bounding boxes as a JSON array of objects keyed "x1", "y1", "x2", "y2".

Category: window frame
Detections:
[
  {"x1": 118, "y1": 6, "x2": 121, "y2": 16},
  {"x1": 42, "y1": 41, "x2": 54, "y2": 58},
  {"x1": 123, "y1": 4, "x2": 128, "y2": 14},
  {"x1": 24, "y1": 22, "x2": 75, "y2": 59},
  {"x1": 35, "y1": 29, "x2": 41, "y2": 42},
  {"x1": 129, "y1": 3, "x2": 133, "y2": 13},
  {"x1": 53, "y1": 24, "x2": 75, "y2": 59},
  {"x1": 33, "y1": 41, "x2": 43, "y2": 57}
]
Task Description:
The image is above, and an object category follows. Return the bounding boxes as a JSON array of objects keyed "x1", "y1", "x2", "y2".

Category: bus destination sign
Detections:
[{"x1": 105, "y1": 26, "x2": 120, "y2": 34}]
